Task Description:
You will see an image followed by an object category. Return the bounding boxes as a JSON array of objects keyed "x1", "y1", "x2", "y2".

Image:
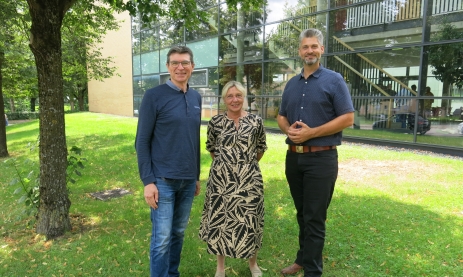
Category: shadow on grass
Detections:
[
  {"x1": 1, "y1": 178, "x2": 462, "y2": 276},
  {"x1": 182, "y1": 178, "x2": 463, "y2": 277},
  {"x1": 3, "y1": 119, "x2": 461, "y2": 276}
]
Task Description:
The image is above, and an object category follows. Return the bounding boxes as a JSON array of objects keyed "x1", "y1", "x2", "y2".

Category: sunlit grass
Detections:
[{"x1": 1, "y1": 112, "x2": 462, "y2": 276}]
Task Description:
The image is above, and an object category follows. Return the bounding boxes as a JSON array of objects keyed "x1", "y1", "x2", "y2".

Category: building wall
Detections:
[{"x1": 88, "y1": 10, "x2": 133, "y2": 117}]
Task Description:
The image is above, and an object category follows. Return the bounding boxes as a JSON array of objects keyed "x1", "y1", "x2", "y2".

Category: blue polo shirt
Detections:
[
  {"x1": 279, "y1": 65, "x2": 354, "y2": 146},
  {"x1": 135, "y1": 80, "x2": 202, "y2": 185}
]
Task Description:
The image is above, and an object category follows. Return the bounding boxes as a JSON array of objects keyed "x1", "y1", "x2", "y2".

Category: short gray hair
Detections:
[
  {"x1": 166, "y1": 45, "x2": 194, "y2": 64},
  {"x1": 221, "y1": 81, "x2": 247, "y2": 99},
  {"x1": 299, "y1": 28, "x2": 324, "y2": 46}
]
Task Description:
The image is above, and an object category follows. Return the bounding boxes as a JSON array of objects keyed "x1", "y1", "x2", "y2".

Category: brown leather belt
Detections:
[{"x1": 288, "y1": 145, "x2": 336, "y2": 153}]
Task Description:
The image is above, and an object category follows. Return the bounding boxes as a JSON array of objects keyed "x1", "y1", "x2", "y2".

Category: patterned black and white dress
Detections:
[{"x1": 199, "y1": 112, "x2": 267, "y2": 258}]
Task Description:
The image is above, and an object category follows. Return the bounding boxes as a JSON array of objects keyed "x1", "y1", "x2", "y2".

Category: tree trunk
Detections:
[
  {"x1": 78, "y1": 85, "x2": 87, "y2": 111},
  {"x1": 0, "y1": 50, "x2": 9, "y2": 158},
  {"x1": 27, "y1": 0, "x2": 75, "y2": 239},
  {"x1": 30, "y1": 97, "x2": 37, "y2": 112},
  {"x1": 9, "y1": 98, "x2": 15, "y2": 113},
  {"x1": 69, "y1": 98, "x2": 75, "y2": 111},
  {"x1": 441, "y1": 81, "x2": 451, "y2": 116}
]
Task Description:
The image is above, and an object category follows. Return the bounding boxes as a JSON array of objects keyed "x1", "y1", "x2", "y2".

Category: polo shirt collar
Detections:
[
  {"x1": 167, "y1": 79, "x2": 190, "y2": 92},
  {"x1": 298, "y1": 64, "x2": 325, "y2": 80}
]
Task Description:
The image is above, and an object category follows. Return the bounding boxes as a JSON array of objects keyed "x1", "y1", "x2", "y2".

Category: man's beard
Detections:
[{"x1": 302, "y1": 56, "x2": 319, "y2": 65}]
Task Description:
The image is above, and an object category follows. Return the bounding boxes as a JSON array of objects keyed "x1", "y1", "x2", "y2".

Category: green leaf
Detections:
[
  {"x1": 27, "y1": 170, "x2": 35, "y2": 179},
  {"x1": 75, "y1": 170, "x2": 82, "y2": 176},
  {"x1": 13, "y1": 187, "x2": 23, "y2": 194},
  {"x1": 18, "y1": 195, "x2": 27, "y2": 203},
  {"x1": 9, "y1": 178, "x2": 20, "y2": 186}
]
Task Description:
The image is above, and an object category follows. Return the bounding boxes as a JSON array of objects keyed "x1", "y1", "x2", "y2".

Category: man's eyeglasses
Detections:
[{"x1": 169, "y1": 61, "x2": 192, "y2": 68}]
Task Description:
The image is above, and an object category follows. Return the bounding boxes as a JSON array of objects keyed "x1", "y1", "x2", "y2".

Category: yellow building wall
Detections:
[{"x1": 88, "y1": 10, "x2": 133, "y2": 117}]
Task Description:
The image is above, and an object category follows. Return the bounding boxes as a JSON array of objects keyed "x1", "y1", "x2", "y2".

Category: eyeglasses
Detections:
[
  {"x1": 225, "y1": 94, "x2": 244, "y2": 100},
  {"x1": 169, "y1": 61, "x2": 192, "y2": 68}
]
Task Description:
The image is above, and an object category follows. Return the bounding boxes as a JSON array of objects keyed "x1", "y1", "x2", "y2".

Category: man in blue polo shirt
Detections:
[
  {"x1": 277, "y1": 29, "x2": 354, "y2": 277},
  {"x1": 135, "y1": 45, "x2": 201, "y2": 277}
]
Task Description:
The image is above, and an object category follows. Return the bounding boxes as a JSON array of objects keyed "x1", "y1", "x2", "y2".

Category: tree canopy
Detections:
[
  {"x1": 428, "y1": 21, "x2": 463, "y2": 89},
  {"x1": 22, "y1": 0, "x2": 265, "y2": 239}
]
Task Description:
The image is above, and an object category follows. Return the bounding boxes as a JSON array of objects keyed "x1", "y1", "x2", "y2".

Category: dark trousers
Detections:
[{"x1": 285, "y1": 149, "x2": 338, "y2": 277}]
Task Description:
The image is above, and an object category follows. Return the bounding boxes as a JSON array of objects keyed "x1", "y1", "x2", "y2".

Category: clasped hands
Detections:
[{"x1": 287, "y1": 121, "x2": 314, "y2": 144}]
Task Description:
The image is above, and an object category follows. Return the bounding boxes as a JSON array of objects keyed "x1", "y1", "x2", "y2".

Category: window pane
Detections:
[
  {"x1": 263, "y1": 60, "x2": 298, "y2": 96},
  {"x1": 141, "y1": 28, "x2": 159, "y2": 53},
  {"x1": 159, "y1": 23, "x2": 184, "y2": 49},
  {"x1": 429, "y1": 19, "x2": 463, "y2": 43},
  {"x1": 132, "y1": 32, "x2": 141, "y2": 55},
  {"x1": 265, "y1": 21, "x2": 301, "y2": 60},
  {"x1": 186, "y1": 7, "x2": 219, "y2": 41},
  {"x1": 328, "y1": 3, "x2": 423, "y2": 50},
  {"x1": 133, "y1": 75, "x2": 160, "y2": 115},
  {"x1": 187, "y1": 38, "x2": 219, "y2": 68},
  {"x1": 265, "y1": 0, "x2": 326, "y2": 24},
  {"x1": 219, "y1": 28, "x2": 263, "y2": 64},
  {"x1": 141, "y1": 52, "x2": 159, "y2": 74},
  {"x1": 133, "y1": 55, "x2": 141, "y2": 76},
  {"x1": 219, "y1": 4, "x2": 264, "y2": 33}
]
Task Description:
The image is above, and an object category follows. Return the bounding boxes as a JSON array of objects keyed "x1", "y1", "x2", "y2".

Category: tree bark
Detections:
[
  {"x1": 78, "y1": 85, "x2": 87, "y2": 111},
  {"x1": 27, "y1": 0, "x2": 76, "y2": 239},
  {"x1": 9, "y1": 98, "x2": 15, "y2": 113},
  {"x1": 30, "y1": 97, "x2": 37, "y2": 112},
  {"x1": 0, "y1": 50, "x2": 9, "y2": 158}
]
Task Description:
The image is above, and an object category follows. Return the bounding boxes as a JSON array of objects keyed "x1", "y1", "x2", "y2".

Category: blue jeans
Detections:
[{"x1": 149, "y1": 178, "x2": 196, "y2": 277}]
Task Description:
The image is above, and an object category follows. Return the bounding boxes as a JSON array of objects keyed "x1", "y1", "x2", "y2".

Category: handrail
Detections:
[
  {"x1": 332, "y1": 35, "x2": 417, "y2": 96},
  {"x1": 333, "y1": 56, "x2": 388, "y2": 96},
  {"x1": 333, "y1": 55, "x2": 394, "y2": 126}
]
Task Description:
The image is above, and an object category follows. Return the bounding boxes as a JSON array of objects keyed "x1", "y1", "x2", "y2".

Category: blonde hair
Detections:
[{"x1": 221, "y1": 81, "x2": 247, "y2": 100}]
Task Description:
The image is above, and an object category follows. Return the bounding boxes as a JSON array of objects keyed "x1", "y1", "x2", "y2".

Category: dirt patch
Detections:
[
  {"x1": 89, "y1": 188, "x2": 131, "y2": 201},
  {"x1": 338, "y1": 159, "x2": 436, "y2": 183}
]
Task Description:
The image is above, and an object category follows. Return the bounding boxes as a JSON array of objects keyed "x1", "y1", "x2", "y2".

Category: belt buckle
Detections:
[{"x1": 296, "y1": 146, "x2": 304, "y2": 153}]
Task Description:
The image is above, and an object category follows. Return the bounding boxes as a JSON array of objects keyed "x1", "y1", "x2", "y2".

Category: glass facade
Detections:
[{"x1": 131, "y1": 0, "x2": 463, "y2": 150}]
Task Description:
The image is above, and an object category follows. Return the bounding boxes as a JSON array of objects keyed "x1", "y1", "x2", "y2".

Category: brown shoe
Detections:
[{"x1": 280, "y1": 263, "x2": 303, "y2": 275}]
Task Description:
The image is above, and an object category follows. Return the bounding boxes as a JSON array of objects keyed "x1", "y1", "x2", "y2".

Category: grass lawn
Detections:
[{"x1": 1, "y1": 112, "x2": 462, "y2": 276}]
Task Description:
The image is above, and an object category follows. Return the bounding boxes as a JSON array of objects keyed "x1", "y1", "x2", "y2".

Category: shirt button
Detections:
[{"x1": 301, "y1": 107, "x2": 303, "y2": 109}]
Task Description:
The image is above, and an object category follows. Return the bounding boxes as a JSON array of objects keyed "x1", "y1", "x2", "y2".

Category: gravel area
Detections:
[{"x1": 342, "y1": 141, "x2": 463, "y2": 161}]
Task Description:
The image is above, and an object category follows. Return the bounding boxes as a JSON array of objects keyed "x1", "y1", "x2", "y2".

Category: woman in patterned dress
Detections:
[{"x1": 199, "y1": 81, "x2": 267, "y2": 277}]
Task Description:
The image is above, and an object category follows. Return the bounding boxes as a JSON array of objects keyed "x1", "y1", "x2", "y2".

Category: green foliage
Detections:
[
  {"x1": 7, "y1": 159, "x2": 39, "y2": 221},
  {"x1": 115, "y1": 0, "x2": 264, "y2": 29},
  {"x1": 0, "y1": 1, "x2": 38, "y2": 100},
  {"x1": 66, "y1": 145, "x2": 87, "y2": 185},
  {"x1": 428, "y1": 21, "x2": 463, "y2": 88},
  {"x1": 4, "y1": 142, "x2": 40, "y2": 225},
  {"x1": 4, "y1": 141, "x2": 87, "y2": 227},
  {"x1": 5, "y1": 111, "x2": 40, "y2": 120}
]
